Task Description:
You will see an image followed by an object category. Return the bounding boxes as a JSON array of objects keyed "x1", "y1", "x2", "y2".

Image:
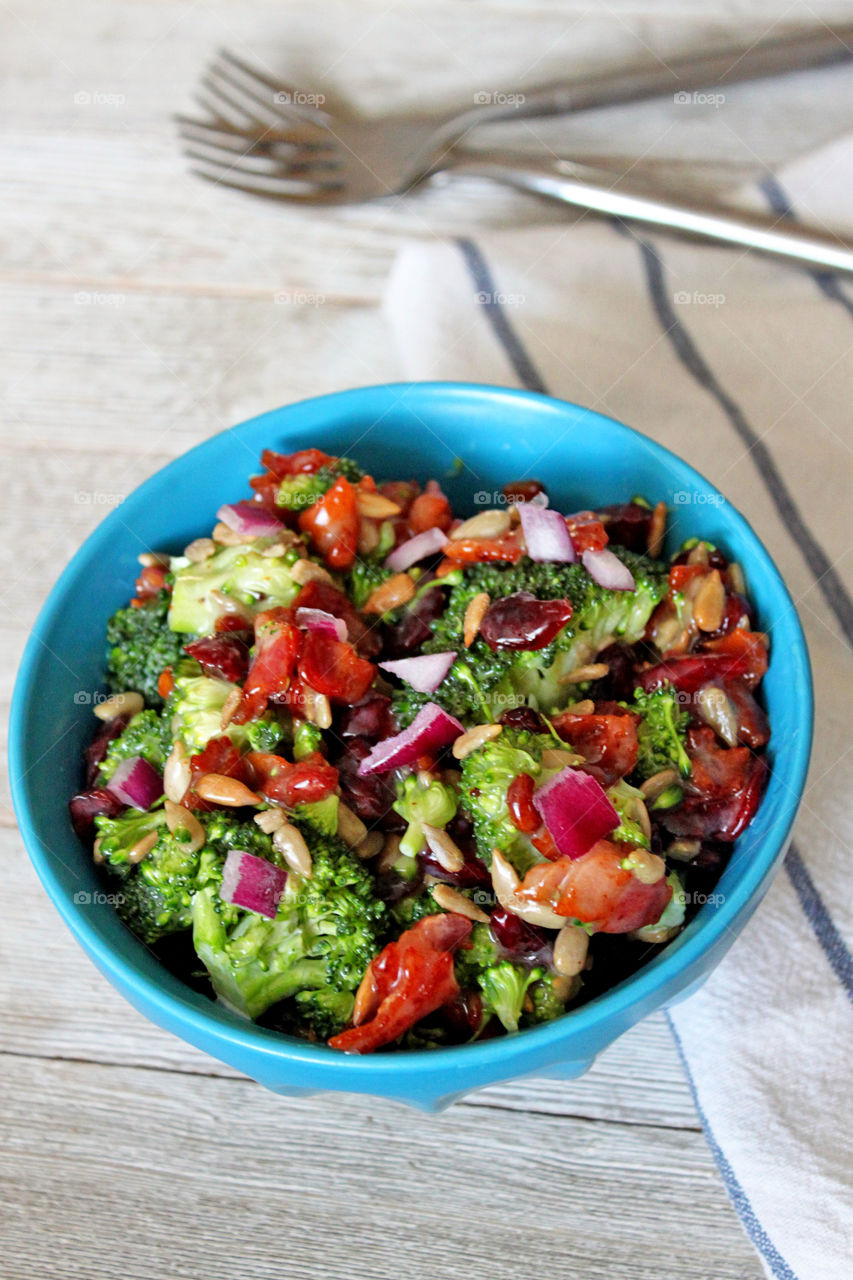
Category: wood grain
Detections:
[
  {"x1": 0, "y1": 1056, "x2": 764, "y2": 1280},
  {"x1": 7, "y1": 0, "x2": 846, "y2": 1274}
]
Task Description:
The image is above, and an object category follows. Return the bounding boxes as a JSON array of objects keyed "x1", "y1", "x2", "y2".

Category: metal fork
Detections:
[{"x1": 177, "y1": 36, "x2": 853, "y2": 273}]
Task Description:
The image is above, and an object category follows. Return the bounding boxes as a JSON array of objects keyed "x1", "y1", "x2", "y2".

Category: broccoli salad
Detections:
[{"x1": 70, "y1": 447, "x2": 770, "y2": 1053}]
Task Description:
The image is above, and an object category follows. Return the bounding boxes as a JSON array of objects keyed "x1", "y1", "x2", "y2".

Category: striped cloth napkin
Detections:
[{"x1": 383, "y1": 136, "x2": 853, "y2": 1280}]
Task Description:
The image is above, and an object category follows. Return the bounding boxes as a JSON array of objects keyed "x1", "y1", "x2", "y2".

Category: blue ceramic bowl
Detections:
[{"x1": 9, "y1": 383, "x2": 812, "y2": 1110}]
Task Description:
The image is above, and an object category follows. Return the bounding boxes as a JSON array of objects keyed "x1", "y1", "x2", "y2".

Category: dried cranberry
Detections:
[
  {"x1": 84, "y1": 714, "x2": 130, "y2": 786},
  {"x1": 69, "y1": 788, "x2": 125, "y2": 841},
  {"x1": 443, "y1": 989, "x2": 485, "y2": 1038},
  {"x1": 502, "y1": 479, "x2": 546, "y2": 504},
  {"x1": 489, "y1": 907, "x2": 553, "y2": 967},
  {"x1": 596, "y1": 502, "x2": 653, "y2": 552},
  {"x1": 594, "y1": 643, "x2": 641, "y2": 701},
  {"x1": 340, "y1": 692, "x2": 396, "y2": 741},
  {"x1": 335, "y1": 737, "x2": 400, "y2": 828},
  {"x1": 507, "y1": 773, "x2": 539, "y2": 833},
  {"x1": 479, "y1": 592, "x2": 573, "y2": 651},
  {"x1": 185, "y1": 634, "x2": 250, "y2": 684},
  {"x1": 498, "y1": 705, "x2": 545, "y2": 733}
]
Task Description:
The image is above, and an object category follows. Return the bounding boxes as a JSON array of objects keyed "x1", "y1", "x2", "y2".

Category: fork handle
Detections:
[
  {"x1": 445, "y1": 24, "x2": 853, "y2": 135},
  {"x1": 445, "y1": 155, "x2": 853, "y2": 275}
]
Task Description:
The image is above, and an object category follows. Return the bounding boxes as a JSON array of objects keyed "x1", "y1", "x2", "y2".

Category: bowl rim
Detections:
[{"x1": 9, "y1": 380, "x2": 814, "y2": 1079}]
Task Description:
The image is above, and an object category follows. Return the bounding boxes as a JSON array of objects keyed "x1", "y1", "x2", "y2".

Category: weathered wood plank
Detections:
[
  {"x1": 0, "y1": 827, "x2": 696, "y2": 1128},
  {"x1": 0, "y1": 1055, "x2": 763, "y2": 1280}
]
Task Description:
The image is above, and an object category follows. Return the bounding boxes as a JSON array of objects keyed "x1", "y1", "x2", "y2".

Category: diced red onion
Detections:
[
  {"x1": 582, "y1": 547, "x2": 636, "y2": 591},
  {"x1": 378, "y1": 651, "x2": 457, "y2": 693},
  {"x1": 219, "y1": 849, "x2": 288, "y2": 919},
  {"x1": 384, "y1": 527, "x2": 448, "y2": 573},
  {"x1": 532, "y1": 767, "x2": 619, "y2": 860},
  {"x1": 519, "y1": 504, "x2": 576, "y2": 563},
  {"x1": 216, "y1": 501, "x2": 284, "y2": 539},
  {"x1": 425, "y1": 478, "x2": 448, "y2": 501},
  {"x1": 296, "y1": 607, "x2": 347, "y2": 642},
  {"x1": 106, "y1": 757, "x2": 163, "y2": 811},
  {"x1": 357, "y1": 701, "x2": 464, "y2": 775}
]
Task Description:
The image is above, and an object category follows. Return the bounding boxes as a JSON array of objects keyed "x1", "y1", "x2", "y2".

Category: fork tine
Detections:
[
  {"x1": 198, "y1": 75, "x2": 271, "y2": 129},
  {"x1": 217, "y1": 49, "x2": 331, "y2": 124},
  {"x1": 181, "y1": 137, "x2": 340, "y2": 180},
  {"x1": 176, "y1": 114, "x2": 334, "y2": 155},
  {"x1": 187, "y1": 162, "x2": 344, "y2": 203},
  {"x1": 207, "y1": 57, "x2": 326, "y2": 132}
]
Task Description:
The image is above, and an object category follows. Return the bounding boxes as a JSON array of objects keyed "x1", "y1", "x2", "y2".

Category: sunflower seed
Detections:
[
  {"x1": 362, "y1": 572, "x2": 416, "y2": 614},
  {"x1": 431, "y1": 883, "x2": 490, "y2": 923},
  {"x1": 93, "y1": 691, "x2": 144, "y2": 721},
  {"x1": 553, "y1": 923, "x2": 590, "y2": 976},
  {"x1": 163, "y1": 800, "x2": 205, "y2": 852},
  {"x1": 184, "y1": 537, "x2": 216, "y2": 563},
  {"x1": 273, "y1": 822, "x2": 312, "y2": 878},
  {"x1": 463, "y1": 592, "x2": 490, "y2": 647},
  {"x1": 356, "y1": 490, "x2": 401, "y2": 519},
  {"x1": 450, "y1": 510, "x2": 511, "y2": 541},
  {"x1": 451, "y1": 722, "x2": 502, "y2": 760},
  {"x1": 195, "y1": 774, "x2": 260, "y2": 807}
]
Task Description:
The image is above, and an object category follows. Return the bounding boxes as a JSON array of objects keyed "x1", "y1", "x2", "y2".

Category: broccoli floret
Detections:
[
  {"x1": 105, "y1": 591, "x2": 192, "y2": 708},
  {"x1": 394, "y1": 552, "x2": 666, "y2": 724},
  {"x1": 275, "y1": 458, "x2": 364, "y2": 510},
  {"x1": 453, "y1": 921, "x2": 499, "y2": 988},
  {"x1": 453, "y1": 923, "x2": 577, "y2": 1032},
  {"x1": 348, "y1": 559, "x2": 392, "y2": 611},
  {"x1": 98, "y1": 709, "x2": 172, "y2": 782},
  {"x1": 167, "y1": 673, "x2": 282, "y2": 754},
  {"x1": 458, "y1": 726, "x2": 555, "y2": 872},
  {"x1": 293, "y1": 987, "x2": 355, "y2": 1038},
  {"x1": 191, "y1": 819, "x2": 387, "y2": 1021},
  {"x1": 608, "y1": 778, "x2": 652, "y2": 849},
  {"x1": 390, "y1": 887, "x2": 444, "y2": 930},
  {"x1": 479, "y1": 960, "x2": 545, "y2": 1033},
  {"x1": 526, "y1": 971, "x2": 577, "y2": 1024},
  {"x1": 168, "y1": 542, "x2": 301, "y2": 635},
  {"x1": 292, "y1": 794, "x2": 340, "y2": 836},
  {"x1": 393, "y1": 772, "x2": 458, "y2": 859},
  {"x1": 243, "y1": 716, "x2": 287, "y2": 754},
  {"x1": 629, "y1": 683, "x2": 691, "y2": 779},
  {"x1": 95, "y1": 809, "x2": 201, "y2": 944},
  {"x1": 293, "y1": 720, "x2": 323, "y2": 760}
]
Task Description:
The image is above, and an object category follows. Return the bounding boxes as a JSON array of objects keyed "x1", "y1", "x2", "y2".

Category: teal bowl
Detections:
[{"x1": 9, "y1": 383, "x2": 812, "y2": 1110}]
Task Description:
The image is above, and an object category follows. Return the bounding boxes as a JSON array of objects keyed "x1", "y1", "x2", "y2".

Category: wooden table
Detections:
[{"x1": 4, "y1": 2, "x2": 851, "y2": 1275}]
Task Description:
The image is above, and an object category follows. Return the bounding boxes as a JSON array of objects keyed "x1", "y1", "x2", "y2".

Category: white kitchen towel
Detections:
[{"x1": 383, "y1": 137, "x2": 853, "y2": 1280}]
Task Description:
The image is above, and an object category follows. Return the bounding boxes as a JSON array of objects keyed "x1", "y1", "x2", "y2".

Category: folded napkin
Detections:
[{"x1": 384, "y1": 137, "x2": 853, "y2": 1280}]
